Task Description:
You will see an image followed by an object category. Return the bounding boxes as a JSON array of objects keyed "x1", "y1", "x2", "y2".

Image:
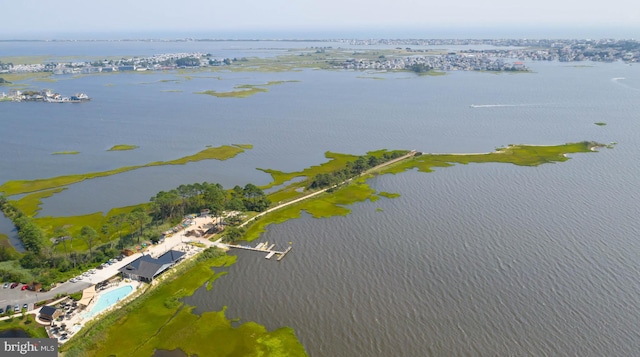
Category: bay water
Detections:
[{"x1": 2, "y1": 41, "x2": 640, "y2": 355}]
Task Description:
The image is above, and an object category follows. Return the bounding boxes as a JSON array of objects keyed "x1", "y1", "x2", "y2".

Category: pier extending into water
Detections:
[{"x1": 219, "y1": 241, "x2": 292, "y2": 261}]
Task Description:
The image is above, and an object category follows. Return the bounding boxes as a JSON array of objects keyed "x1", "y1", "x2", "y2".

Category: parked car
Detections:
[
  {"x1": 76, "y1": 276, "x2": 83, "y2": 281},
  {"x1": 5, "y1": 305, "x2": 11, "y2": 312},
  {"x1": 90, "y1": 269, "x2": 97, "y2": 274},
  {"x1": 10, "y1": 282, "x2": 18, "y2": 289},
  {"x1": 22, "y1": 304, "x2": 28, "y2": 310},
  {"x1": 2, "y1": 282, "x2": 8, "y2": 288},
  {"x1": 0, "y1": 308, "x2": 4, "y2": 314},
  {"x1": 69, "y1": 278, "x2": 76, "y2": 283},
  {"x1": 21, "y1": 285, "x2": 28, "y2": 291},
  {"x1": 14, "y1": 304, "x2": 19, "y2": 311}
]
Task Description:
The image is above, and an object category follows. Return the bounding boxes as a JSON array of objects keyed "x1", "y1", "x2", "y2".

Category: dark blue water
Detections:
[{"x1": 2, "y1": 42, "x2": 640, "y2": 356}]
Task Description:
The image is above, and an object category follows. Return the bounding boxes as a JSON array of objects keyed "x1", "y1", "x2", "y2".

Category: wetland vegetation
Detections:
[
  {"x1": 0, "y1": 144, "x2": 249, "y2": 197},
  {"x1": 60, "y1": 248, "x2": 307, "y2": 357},
  {"x1": 107, "y1": 144, "x2": 139, "y2": 151},
  {"x1": 0, "y1": 140, "x2": 604, "y2": 356},
  {"x1": 196, "y1": 80, "x2": 298, "y2": 98}
]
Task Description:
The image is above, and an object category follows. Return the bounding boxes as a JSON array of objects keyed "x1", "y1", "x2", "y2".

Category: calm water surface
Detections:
[{"x1": 2, "y1": 42, "x2": 640, "y2": 356}]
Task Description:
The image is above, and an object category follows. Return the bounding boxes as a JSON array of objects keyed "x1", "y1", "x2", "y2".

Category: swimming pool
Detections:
[{"x1": 83, "y1": 285, "x2": 133, "y2": 319}]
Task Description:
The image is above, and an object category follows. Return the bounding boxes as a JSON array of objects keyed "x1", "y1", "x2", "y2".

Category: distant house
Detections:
[
  {"x1": 38, "y1": 305, "x2": 61, "y2": 322},
  {"x1": 118, "y1": 250, "x2": 186, "y2": 282}
]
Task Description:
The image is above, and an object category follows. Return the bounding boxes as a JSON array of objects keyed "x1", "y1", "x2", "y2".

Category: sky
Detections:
[{"x1": 3, "y1": 0, "x2": 639, "y2": 39}]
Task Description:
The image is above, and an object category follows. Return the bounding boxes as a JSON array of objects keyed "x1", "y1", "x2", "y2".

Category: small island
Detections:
[
  {"x1": 108, "y1": 144, "x2": 139, "y2": 151},
  {"x1": 52, "y1": 151, "x2": 80, "y2": 155},
  {"x1": 594, "y1": 122, "x2": 607, "y2": 126}
]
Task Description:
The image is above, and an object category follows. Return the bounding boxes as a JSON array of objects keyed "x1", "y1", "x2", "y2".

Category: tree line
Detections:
[
  {"x1": 149, "y1": 182, "x2": 269, "y2": 222},
  {"x1": 0, "y1": 180, "x2": 270, "y2": 289},
  {"x1": 308, "y1": 151, "x2": 408, "y2": 190}
]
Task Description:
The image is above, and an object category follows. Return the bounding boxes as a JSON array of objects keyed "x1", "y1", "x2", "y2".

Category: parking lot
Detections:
[
  {"x1": 0, "y1": 215, "x2": 217, "y2": 317},
  {"x1": 0, "y1": 282, "x2": 39, "y2": 314}
]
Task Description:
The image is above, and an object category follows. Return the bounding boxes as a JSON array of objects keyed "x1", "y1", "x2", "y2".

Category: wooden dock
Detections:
[{"x1": 221, "y1": 242, "x2": 292, "y2": 261}]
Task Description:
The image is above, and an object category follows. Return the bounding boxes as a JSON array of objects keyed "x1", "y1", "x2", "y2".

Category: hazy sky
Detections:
[{"x1": 4, "y1": 0, "x2": 639, "y2": 38}]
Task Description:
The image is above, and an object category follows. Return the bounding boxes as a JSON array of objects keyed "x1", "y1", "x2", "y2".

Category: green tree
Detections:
[
  {"x1": 80, "y1": 226, "x2": 98, "y2": 260},
  {"x1": 129, "y1": 208, "x2": 151, "y2": 244}
]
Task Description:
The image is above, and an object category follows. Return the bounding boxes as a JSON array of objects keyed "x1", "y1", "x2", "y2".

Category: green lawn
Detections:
[{"x1": 0, "y1": 315, "x2": 48, "y2": 338}]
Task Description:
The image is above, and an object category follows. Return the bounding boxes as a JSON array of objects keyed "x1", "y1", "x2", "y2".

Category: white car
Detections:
[
  {"x1": 82, "y1": 272, "x2": 90, "y2": 277},
  {"x1": 90, "y1": 269, "x2": 97, "y2": 274},
  {"x1": 69, "y1": 278, "x2": 76, "y2": 283},
  {"x1": 76, "y1": 276, "x2": 83, "y2": 281}
]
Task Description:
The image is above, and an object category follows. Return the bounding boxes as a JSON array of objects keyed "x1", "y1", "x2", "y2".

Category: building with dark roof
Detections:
[
  {"x1": 38, "y1": 305, "x2": 61, "y2": 321},
  {"x1": 118, "y1": 250, "x2": 186, "y2": 282}
]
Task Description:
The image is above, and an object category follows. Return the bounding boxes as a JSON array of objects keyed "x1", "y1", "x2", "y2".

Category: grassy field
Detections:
[
  {"x1": 0, "y1": 315, "x2": 48, "y2": 338},
  {"x1": 108, "y1": 144, "x2": 139, "y2": 151},
  {"x1": 61, "y1": 251, "x2": 307, "y2": 357},
  {"x1": 0, "y1": 144, "x2": 249, "y2": 197},
  {"x1": 0, "y1": 72, "x2": 54, "y2": 83},
  {"x1": 33, "y1": 203, "x2": 147, "y2": 252}
]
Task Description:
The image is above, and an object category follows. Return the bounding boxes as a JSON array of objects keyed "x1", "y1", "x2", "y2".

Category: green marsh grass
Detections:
[
  {"x1": 15, "y1": 187, "x2": 67, "y2": 216},
  {"x1": 61, "y1": 252, "x2": 306, "y2": 357},
  {"x1": 108, "y1": 144, "x2": 139, "y2": 151},
  {"x1": 0, "y1": 145, "x2": 248, "y2": 196}
]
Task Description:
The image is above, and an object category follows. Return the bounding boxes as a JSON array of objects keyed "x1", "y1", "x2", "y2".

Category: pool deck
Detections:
[
  {"x1": 51, "y1": 281, "x2": 142, "y2": 344},
  {"x1": 29, "y1": 215, "x2": 222, "y2": 344}
]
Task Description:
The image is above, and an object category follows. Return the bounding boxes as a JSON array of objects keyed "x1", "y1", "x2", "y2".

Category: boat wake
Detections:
[
  {"x1": 611, "y1": 77, "x2": 640, "y2": 91},
  {"x1": 470, "y1": 104, "x2": 535, "y2": 108}
]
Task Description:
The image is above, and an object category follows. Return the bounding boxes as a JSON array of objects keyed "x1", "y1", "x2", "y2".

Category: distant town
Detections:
[
  {"x1": 0, "y1": 38, "x2": 638, "y2": 77},
  {"x1": 1, "y1": 89, "x2": 90, "y2": 103}
]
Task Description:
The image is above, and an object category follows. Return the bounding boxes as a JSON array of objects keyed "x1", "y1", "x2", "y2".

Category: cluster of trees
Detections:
[
  {"x1": 0, "y1": 179, "x2": 273, "y2": 287},
  {"x1": 176, "y1": 57, "x2": 201, "y2": 67},
  {"x1": 1, "y1": 195, "x2": 44, "y2": 255},
  {"x1": 308, "y1": 152, "x2": 407, "y2": 189},
  {"x1": 150, "y1": 182, "x2": 270, "y2": 223},
  {"x1": 410, "y1": 63, "x2": 432, "y2": 73}
]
